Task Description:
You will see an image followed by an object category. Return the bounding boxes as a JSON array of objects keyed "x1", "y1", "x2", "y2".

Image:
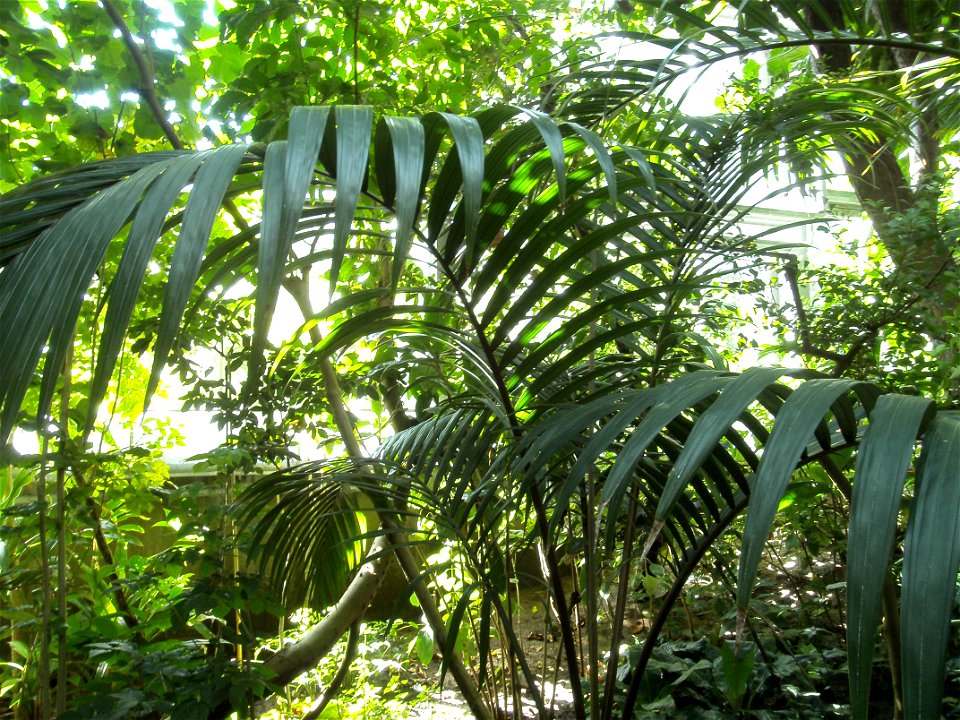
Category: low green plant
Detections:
[{"x1": 264, "y1": 619, "x2": 429, "y2": 720}]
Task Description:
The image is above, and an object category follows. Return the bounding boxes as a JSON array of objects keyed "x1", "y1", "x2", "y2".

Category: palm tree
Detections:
[{"x1": 1, "y1": 23, "x2": 958, "y2": 720}]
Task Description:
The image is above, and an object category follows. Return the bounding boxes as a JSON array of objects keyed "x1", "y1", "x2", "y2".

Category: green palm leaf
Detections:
[
  {"x1": 330, "y1": 106, "x2": 373, "y2": 295},
  {"x1": 376, "y1": 115, "x2": 425, "y2": 289},
  {"x1": 901, "y1": 415, "x2": 960, "y2": 720},
  {"x1": 252, "y1": 107, "x2": 330, "y2": 382},
  {"x1": 736, "y1": 379, "x2": 878, "y2": 610},
  {"x1": 0, "y1": 155, "x2": 171, "y2": 439},
  {"x1": 847, "y1": 394, "x2": 935, "y2": 720},
  {"x1": 146, "y1": 144, "x2": 250, "y2": 402}
]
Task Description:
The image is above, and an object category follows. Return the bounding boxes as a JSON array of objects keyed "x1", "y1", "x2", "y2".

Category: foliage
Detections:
[
  {"x1": 1, "y1": 2, "x2": 959, "y2": 720},
  {"x1": 262, "y1": 619, "x2": 429, "y2": 719},
  {"x1": 0, "y1": 0, "x2": 599, "y2": 183}
]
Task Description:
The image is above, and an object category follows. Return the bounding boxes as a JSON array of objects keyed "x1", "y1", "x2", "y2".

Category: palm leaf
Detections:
[
  {"x1": 0, "y1": 156, "x2": 172, "y2": 439},
  {"x1": 900, "y1": 415, "x2": 960, "y2": 720},
  {"x1": 847, "y1": 394, "x2": 935, "y2": 720},
  {"x1": 145, "y1": 144, "x2": 250, "y2": 402},
  {"x1": 735, "y1": 379, "x2": 878, "y2": 610},
  {"x1": 252, "y1": 107, "x2": 330, "y2": 383}
]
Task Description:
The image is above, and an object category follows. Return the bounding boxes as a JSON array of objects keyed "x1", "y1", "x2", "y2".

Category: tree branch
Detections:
[
  {"x1": 99, "y1": 0, "x2": 184, "y2": 150},
  {"x1": 100, "y1": 0, "x2": 256, "y2": 234},
  {"x1": 781, "y1": 255, "x2": 938, "y2": 379},
  {"x1": 207, "y1": 537, "x2": 390, "y2": 720},
  {"x1": 282, "y1": 273, "x2": 493, "y2": 720},
  {"x1": 72, "y1": 469, "x2": 143, "y2": 640},
  {"x1": 782, "y1": 256, "x2": 844, "y2": 364},
  {"x1": 301, "y1": 620, "x2": 362, "y2": 720}
]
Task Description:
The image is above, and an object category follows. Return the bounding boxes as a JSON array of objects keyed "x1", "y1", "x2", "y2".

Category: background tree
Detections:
[{"x1": 551, "y1": 0, "x2": 960, "y2": 399}]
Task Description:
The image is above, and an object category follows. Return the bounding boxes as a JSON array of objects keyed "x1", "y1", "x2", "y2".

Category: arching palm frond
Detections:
[
  {"x1": 236, "y1": 460, "x2": 374, "y2": 611},
  {"x1": 515, "y1": 368, "x2": 958, "y2": 720},
  {"x1": 0, "y1": 105, "x2": 617, "y2": 445}
]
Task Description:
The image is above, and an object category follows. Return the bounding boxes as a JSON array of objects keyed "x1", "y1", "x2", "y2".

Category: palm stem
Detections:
[
  {"x1": 431, "y1": 247, "x2": 587, "y2": 719},
  {"x1": 55, "y1": 343, "x2": 72, "y2": 715},
  {"x1": 621, "y1": 494, "x2": 748, "y2": 718}
]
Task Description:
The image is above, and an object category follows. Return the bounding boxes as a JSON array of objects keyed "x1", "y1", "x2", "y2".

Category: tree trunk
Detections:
[
  {"x1": 804, "y1": 1, "x2": 958, "y2": 399},
  {"x1": 207, "y1": 536, "x2": 389, "y2": 720}
]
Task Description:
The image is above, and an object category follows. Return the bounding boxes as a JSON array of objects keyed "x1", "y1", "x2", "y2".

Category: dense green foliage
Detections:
[{"x1": 1, "y1": 2, "x2": 958, "y2": 719}]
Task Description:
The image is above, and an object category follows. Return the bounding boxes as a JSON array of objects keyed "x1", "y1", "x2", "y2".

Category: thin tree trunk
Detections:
[{"x1": 805, "y1": 2, "x2": 958, "y2": 402}]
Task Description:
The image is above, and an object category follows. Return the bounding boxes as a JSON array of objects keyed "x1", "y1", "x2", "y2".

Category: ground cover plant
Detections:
[{"x1": 0, "y1": 1, "x2": 958, "y2": 719}]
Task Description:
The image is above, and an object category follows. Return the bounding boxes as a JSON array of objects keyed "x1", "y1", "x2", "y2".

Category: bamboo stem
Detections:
[
  {"x1": 36, "y1": 435, "x2": 52, "y2": 720},
  {"x1": 55, "y1": 342, "x2": 73, "y2": 714}
]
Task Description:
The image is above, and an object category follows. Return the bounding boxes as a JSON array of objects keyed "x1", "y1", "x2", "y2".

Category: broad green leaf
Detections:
[
  {"x1": 847, "y1": 394, "x2": 933, "y2": 720},
  {"x1": 435, "y1": 113, "x2": 484, "y2": 268},
  {"x1": 252, "y1": 106, "x2": 329, "y2": 382},
  {"x1": 415, "y1": 626, "x2": 435, "y2": 666},
  {"x1": 380, "y1": 115, "x2": 425, "y2": 289},
  {"x1": 737, "y1": 379, "x2": 870, "y2": 608},
  {"x1": 86, "y1": 152, "x2": 207, "y2": 437},
  {"x1": 146, "y1": 143, "x2": 249, "y2": 404},
  {"x1": 658, "y1": 367, "x2": 795, "y2": 522},
  {"x1": 566, "y1": 120, "x2": 618, "y2": 203},
  {"x1": 514, "y1": 106, "x2": 567, "y2": 204},
  {"x1": 330, "y1": 106, "x2": 373, "y2": 295},
  {"x1": 252, "y1": 139, "x2": 288, "y2": 380},
  {"x1": 720, "y1": 640, "x2": 755, "y2": 712},
  {"x1": 622, "y1": 147, "x2": 658, "y2": 193},
  {"x1": 901, "y1": 415, "x2": 960, "y2": 720},
  {"x1": 0, "y1": 156, "x2": 171, "y2": 442}
]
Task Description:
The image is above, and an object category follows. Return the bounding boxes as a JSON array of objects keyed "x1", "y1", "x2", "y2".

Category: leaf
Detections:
[
  {"x1": 237, "y1": 463, "x2": 366, "y2": 609},
  {"x1": 514, "y1": 106, "x2": 567, "y2": 204},
  {"x1": 476, "y1": 591, "x2": 492, "y2": 687},
  {"x1": 566, "y1": 120, "x2": 618, "y2": 203},
  {"x1": 379, "y1": 115, "x2": 425, "y2": 289},
  {"x1": 147, "y1": 143, "x2": 249, "y2": 404},
  {"x1": 438, "y1": 582, "x2": 478, "y2": 685},
  {"x1": 414, "y1": 625, "x2": 435, "y2": 667},
  {"x1": 737, "y1": 379, "x2": 870, "y2": 609},
  {"x1": 432, "y1": 113, "x2": 484, "y2": 268},
  {"x1": 847, "y1": 394, "x2": 933, "y2": 720},
  {"x1": 901, "y1": 415, "x2": 960, "y2": 720},
  {"x1": 720, "y1": 640, "x2": 755, "y2": 712},
  {"x1": 85, "y1": 153, "x2": 207, "y2": 437},
  {"x1": 0, "y1": 156, "x2": 171, "y2": 442},
  {"x1": 657, "y1": 367, "x2": 794, "y2": 525},
  {"x1": 252, "y1": 106, "x2": 329, "y2": 383},
  {"x1": 600, "y1": 371, "x2": 730, "y2": 515},
  {"x1": 330, "y1": 106, "x2": 373, "y2": 294},
  {"x1": 251, "y1": 139, "x2": 288, "y2": 380}
]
